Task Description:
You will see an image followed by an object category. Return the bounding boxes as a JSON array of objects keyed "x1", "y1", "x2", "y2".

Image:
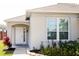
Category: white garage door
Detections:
[{"x1": 15, "y1": 27, "x2": 27, "y2": 45}]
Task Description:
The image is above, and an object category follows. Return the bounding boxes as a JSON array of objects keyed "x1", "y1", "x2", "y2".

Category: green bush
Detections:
[{"x1": 40, "y1": 41, "x2": 79, "y2": 56}]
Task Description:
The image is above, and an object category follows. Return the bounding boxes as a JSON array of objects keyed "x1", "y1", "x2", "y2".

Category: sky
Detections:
[{"x1": 0, "y1": 0, "x2": 79, "y2": 25}]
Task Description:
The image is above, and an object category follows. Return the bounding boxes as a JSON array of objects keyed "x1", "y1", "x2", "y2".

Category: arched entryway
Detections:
[{"x1": 12, "y1": 24, "x2": 29, "y2": 47}]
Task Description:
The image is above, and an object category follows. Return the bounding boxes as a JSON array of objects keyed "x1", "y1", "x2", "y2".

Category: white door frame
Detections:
[{"x1": 14, "y1": 27, "x2": 28, "y2": 45}]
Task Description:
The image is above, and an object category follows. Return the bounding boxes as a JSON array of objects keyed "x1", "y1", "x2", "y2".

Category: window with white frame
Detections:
[
  {"x1": 59, "y1": 18, "x2": 68, "y2": 40},
  {"x1": 47, "y1": 17, "x2": 68, "y2": 40}
]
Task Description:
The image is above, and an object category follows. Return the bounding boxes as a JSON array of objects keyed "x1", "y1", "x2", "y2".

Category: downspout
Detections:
[{"x1": 25, "y1": 11, "x2": 31, "y2": 48}]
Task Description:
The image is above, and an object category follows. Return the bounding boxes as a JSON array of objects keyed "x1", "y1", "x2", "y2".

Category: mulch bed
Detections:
[
  {"x1": 29, "y1": 50, "x2": 44, "y2": 56},
  {"x1": 3, "y1": 48, "x2": 15, "y2": 54},
  {"x1": 3, "y1": 48, "x2": 15, "y2": 51},
  {"x1": 30, "y1": 50, "x2": 41, "y2": 54}
]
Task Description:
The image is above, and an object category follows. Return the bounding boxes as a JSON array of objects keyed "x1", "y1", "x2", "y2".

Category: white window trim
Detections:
[
  {"x1": 57, "y1": 18, "x2": 59, "y2": 41},
  {"x1": 46, "y1": 16, "x2": 71, "y2": 41}
]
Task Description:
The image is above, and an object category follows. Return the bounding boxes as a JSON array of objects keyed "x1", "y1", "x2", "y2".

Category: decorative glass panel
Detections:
[
  {"x1": 47, "y1": 18, "x2": 57, "y2": 40},
  {"x1": 23, "y1": 28, "x2": 25, "y2": 42}
]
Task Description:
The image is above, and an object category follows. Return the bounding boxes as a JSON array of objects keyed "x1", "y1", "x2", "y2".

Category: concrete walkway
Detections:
[
  {"x1": 13, "y1": 48, "x2": 27, "y2": 56},
  {"x1": 13, "y1": 48, "x2": 44, "y2": 56}
]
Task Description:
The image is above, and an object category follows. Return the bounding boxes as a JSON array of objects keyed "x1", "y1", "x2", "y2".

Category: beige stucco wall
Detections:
[
  {"x1": 29, "y1": 13, "x2": 79, "y2": 50},
  {"x1": 77, "y1": 18, "x2": 79, "y2": 42},
  {"x1": 70, "y1": 15, "x2": 79, "y2": 41}
]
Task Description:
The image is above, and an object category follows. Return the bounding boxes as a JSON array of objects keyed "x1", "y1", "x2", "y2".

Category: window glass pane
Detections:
[
  {"x1": 59, "y1": 18, "x2": 68, "y2": 39},
  {"x1": 59, "y1": 32, "x2": 68, "y2": 39},
  {"x1": 47, "y1": 18, "x2": 57, "y2": 40}
]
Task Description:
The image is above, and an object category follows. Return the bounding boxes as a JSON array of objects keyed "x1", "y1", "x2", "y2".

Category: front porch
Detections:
[{"x1": 11, "y1": 23, "x2": 29, "y2": 48}]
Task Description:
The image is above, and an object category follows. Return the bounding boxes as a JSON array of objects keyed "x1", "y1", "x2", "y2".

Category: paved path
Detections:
[
  {"x1": 13, "y1": 48, "x2": 27, "y2": 56},
  {"x1": 13, "y1": 48, "x2": 44, "y2": 56}
]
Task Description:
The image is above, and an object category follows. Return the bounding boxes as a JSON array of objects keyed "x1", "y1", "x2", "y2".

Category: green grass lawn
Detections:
[{"x1": 0, "y1": 40, "x2": 13, "y2": 56}]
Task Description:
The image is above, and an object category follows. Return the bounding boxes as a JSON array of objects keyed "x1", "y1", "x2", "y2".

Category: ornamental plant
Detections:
[{"x1": 3, "y1": 36, "x2": 12, "y2": 49}]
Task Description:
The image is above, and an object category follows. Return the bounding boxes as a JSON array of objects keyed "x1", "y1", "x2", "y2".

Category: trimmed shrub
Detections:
[{"x1": 40, "y1": 41, "x2": 79, "y2": 56}]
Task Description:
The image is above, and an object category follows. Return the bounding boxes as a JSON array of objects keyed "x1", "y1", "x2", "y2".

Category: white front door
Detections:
[{"x1": 15, "y1": 27, "x2": 27, "y2": 45}]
